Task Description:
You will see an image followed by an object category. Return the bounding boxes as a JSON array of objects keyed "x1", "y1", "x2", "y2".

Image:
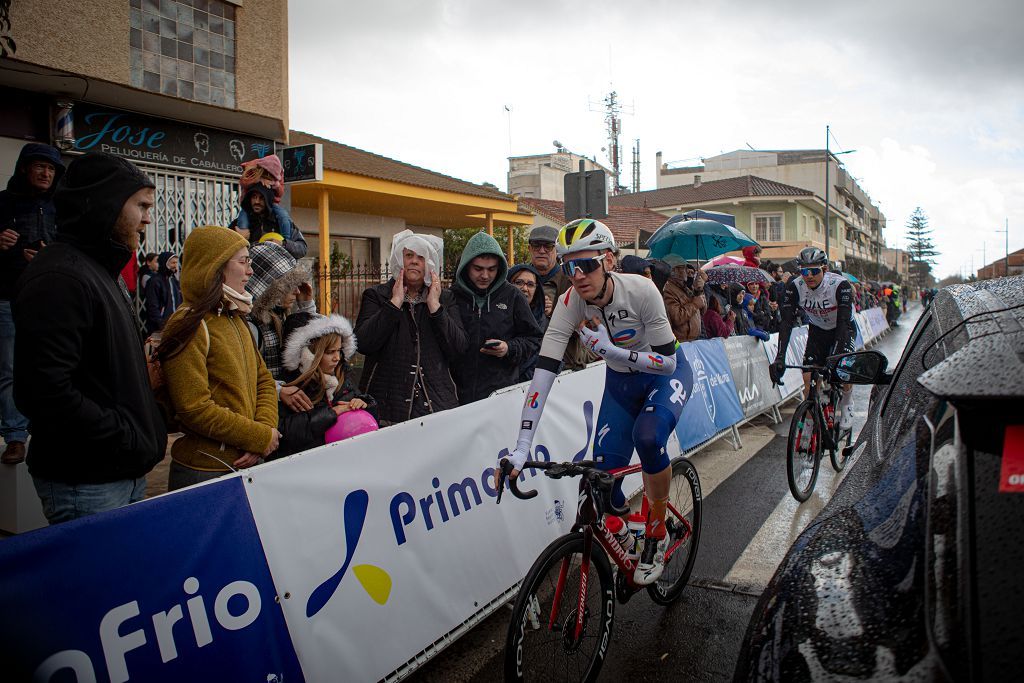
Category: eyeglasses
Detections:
[
  {"x1": 529, "y1": 241, "x2": 556, "y2": 252},
  {"x1": 800, "y1": 267, "x2": 823, "y2": 277},
  {"x1": 235, "y1": 256, "x2": 253, "y2": 266},
  {"x1": 561, "y1": 255, "x2": 605, "y2": 277},
  {"x1": 512, "y1": 279, "x2": 537, "y2": 289}
]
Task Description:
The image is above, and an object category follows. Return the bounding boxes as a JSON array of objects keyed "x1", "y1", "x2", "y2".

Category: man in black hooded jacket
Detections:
[
  {"x1": 0, "y1": 143, "x2": 65, "y2": 465},
  {"x1": 13, "y1": 152, "x2": 168, "y2": 524}
]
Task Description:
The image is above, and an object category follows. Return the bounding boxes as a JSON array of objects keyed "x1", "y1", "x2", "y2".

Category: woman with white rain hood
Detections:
[{"x1": 354, "y1": 230, "x2": 467, "y2": 425}]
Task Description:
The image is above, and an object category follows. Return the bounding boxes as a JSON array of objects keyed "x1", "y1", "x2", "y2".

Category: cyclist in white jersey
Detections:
[
  {"x1": 770, "y1": 247, "x2": 857, "y2": 429},
  {"x1": 498, "y1": 219, "x2": 693, "y2": 586}
]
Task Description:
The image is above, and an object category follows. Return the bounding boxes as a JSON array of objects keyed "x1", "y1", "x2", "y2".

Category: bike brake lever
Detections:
[{"x1": 496, "y1": 459, "x2": 509, "y2": 504}]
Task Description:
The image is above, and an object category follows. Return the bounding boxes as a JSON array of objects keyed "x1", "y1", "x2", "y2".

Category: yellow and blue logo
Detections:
[{"x1": 306, "y1": 490, "x2": 392, "y2": 617}]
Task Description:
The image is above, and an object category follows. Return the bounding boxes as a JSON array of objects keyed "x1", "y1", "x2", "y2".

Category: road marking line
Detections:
[{"x1": 723, "y1": 447, "x2": 859, "y2": 590}]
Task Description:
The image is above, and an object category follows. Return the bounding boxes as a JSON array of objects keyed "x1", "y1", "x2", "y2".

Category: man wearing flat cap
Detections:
[
  {"x1": 524, "y1": 224, "x2": 596, "y2": 371},
  {"x1": 14, "y1": 152, "x2": 167, "y2": 524}
]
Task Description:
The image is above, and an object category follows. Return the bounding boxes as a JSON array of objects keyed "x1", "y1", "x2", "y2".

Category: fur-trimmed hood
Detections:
[
  {"x1": 281, "y1": 313, "x2": 357, "y2": 372},
  {"x1": 247, "y1": 242, "x2": 308, "y2": 323}
]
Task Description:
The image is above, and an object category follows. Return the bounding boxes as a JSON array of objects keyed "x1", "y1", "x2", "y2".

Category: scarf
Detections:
[{"x1": 223, "y1": 284, "x2": 254, "y2": 315}]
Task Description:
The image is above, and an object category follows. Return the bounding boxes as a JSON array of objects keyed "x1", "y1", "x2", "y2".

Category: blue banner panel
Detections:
[
  {"x1": 675, "y1": 339, "x2": 745, "y2": 450},
  {"x1": 0, "y1": 478, "x2": 303, "y2": 683}
]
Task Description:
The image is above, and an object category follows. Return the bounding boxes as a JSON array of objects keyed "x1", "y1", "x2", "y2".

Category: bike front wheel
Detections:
[
  {"x1": 504, "y1": 532, "x2": 615, "y2": 682},
  {"x1": 830, "y1": 426, "x2": 853, "y2": 471},
  {"x1": 786, "y1": 401, "x2": 822, "y2": 502},
  {"x1": 648, "y1": 456, "x2": 702, "y2": 606}
]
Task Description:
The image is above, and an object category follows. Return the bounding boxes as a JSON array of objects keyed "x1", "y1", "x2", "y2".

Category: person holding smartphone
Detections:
[{"x1": 450, "y1": 232, "x2": 542, "y2": 405}]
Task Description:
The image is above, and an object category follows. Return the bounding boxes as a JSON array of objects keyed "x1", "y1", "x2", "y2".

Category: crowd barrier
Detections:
[{"x1": 0, "y1": 310, "x2": 891, "y2": 683}]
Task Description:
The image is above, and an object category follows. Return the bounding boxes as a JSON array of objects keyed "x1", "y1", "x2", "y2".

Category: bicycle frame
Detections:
[
  {"x1": 794, "y1": 367, "x2": 843, "y2": 454},
  {"x1": 548, "y1": 461, "x2": 696, "y2": 642}
]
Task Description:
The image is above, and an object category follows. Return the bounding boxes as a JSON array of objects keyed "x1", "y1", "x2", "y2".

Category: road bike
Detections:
[
  {"x1": 783, "y1": 363, "x2": 853, "y2": 502},
  {"x1": 495, "y1": 456, "x2": 701, "y2": 681}
]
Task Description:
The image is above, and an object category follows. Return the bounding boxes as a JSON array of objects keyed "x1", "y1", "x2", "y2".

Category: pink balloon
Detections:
[{"x1": 325, "y1": 409, "x2": 378, "y2": 444}]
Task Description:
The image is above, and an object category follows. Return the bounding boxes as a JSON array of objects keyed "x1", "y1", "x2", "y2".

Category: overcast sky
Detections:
[{"x1": 288, "y1": 0, "x2": 1023, "y2": 278}]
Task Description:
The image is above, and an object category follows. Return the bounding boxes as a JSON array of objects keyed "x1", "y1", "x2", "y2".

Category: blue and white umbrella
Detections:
[{"x1": 646, "y1": 216, "x2": 759, "y2": 264}]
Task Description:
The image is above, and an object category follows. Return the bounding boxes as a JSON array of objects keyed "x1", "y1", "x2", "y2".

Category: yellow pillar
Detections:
[
  {"x1": 507, "y1": 224, "x2": 515, "y2": 265},
  {"x1": 318, "y1": 188, "x2": 331, "y2": 313},
  {"x1": 486, "y1": 212, "x2": 494, "y2": 237}
]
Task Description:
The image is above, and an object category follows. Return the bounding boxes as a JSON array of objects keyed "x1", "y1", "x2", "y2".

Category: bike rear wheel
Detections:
[
  {"x1": 504, "y1": 532, "x2": 615, "y2": 682},
  {"x1": 786, "y1": 401, "x2": 821, "y2": 502},
  {"x1": 648, "y1": 457, "x2": 702, "y2": 606}
]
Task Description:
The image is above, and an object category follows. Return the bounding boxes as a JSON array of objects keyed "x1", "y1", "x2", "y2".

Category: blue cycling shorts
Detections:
[{"x1": 593, "y1": 345, "x2": 693, "y2": 477}]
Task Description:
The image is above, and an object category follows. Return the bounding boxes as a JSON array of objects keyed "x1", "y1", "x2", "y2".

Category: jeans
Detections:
[
  {"x1": 32, "y1": 475, "x2": 147, "y2": 525},
  {"x1": 167, "y1": 460, "x2": 229, "y2": 492},
  {"x1": 0, "y1": 300, "x2": 29, "y2": 443}
]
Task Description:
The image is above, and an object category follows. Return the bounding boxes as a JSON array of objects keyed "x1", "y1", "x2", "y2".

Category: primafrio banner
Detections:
[
  {"x1": 0, "y1": 478, "x2": 303, "y2": 683},
  {"x1": 242, "y1": 367, "x2": 604, "y2": 683}
]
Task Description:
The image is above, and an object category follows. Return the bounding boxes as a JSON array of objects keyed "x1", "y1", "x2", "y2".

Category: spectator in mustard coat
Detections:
[{"x1": 158, "y1": 226, "x2": 280, "y2": 491}]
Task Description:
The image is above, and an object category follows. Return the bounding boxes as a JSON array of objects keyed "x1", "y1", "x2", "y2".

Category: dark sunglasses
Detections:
[
  {"x1": 561, "y1": 255, "x2": 605, "y2": 277},
  {"x1": 529, "y1": 241, "x2": 556, "y2": 251},
  {"x1": 800, "y1": 267, "x2": 823, "y2": 277}
]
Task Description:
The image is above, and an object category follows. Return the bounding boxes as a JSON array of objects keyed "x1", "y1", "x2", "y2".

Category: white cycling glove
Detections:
[{"x1": 576, "y1": 323, "x2": 677, "y2": 375}]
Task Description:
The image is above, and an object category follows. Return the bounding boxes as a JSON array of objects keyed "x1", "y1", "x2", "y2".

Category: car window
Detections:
[{"x1": 878, "y1": 312, "x2": 938, "y2": 450}]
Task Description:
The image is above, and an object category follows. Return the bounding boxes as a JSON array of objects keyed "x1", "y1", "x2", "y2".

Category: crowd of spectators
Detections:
[{"x1": 0, "y1": 144, "x2": 899, "y2": 526}]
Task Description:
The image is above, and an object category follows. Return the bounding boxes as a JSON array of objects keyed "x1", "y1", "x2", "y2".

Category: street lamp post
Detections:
[
  {"x1": 822, "y1": 125, "x2": 855, "y2": 261},
  {"x1": 995, "y1": 218, "x2": 1009, "y2": 276}
]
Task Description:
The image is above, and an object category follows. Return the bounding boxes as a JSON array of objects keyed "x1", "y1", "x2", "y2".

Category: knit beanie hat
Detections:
[
  {"x1": 54, "y1": 152, "x2": 155, "y2": 243},
  {"x1": 179, "y1": 226, "x2": 249, "y2": 304}
]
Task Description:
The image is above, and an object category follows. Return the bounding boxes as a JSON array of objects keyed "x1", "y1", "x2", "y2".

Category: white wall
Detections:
[
  {"x1": 0, "y1": 137, "x2": 34, "y2": 189},
  {"x1": 290, "y1": 206, "x2": 443, "y2": 268}
]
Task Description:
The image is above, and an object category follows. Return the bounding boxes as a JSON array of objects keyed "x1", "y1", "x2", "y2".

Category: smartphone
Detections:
[{"x1": 482, "y1": 340, "x2": 501, "y2": 349}]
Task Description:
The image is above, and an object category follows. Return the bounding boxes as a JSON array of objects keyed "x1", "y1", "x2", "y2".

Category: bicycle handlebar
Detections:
[
  {"x1": 784, "y1": 363, "x2": 827, "y2": 372},
  {"x1": 496, "y1": 459, "x2": 540, "y2": 503},
  {"x1": 496, "y1": 458, "x2": 627, "y2": 515}
]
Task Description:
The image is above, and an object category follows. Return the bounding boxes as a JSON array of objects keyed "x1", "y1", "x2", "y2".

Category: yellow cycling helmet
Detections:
[{"x1": 556, "y1": 219, "x2": 616, "y2": 257}]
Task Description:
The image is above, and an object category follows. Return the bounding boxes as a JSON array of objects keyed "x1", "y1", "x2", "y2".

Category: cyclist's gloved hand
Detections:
[
  {"x1": 576, "y1": 321, "x2": 615, "y2": 357},
  {"x1": 505, "y1": 447, "x2": 529, "y2": 474},
  {"x1": 495, "y1": 447, "x2": 529, "y2": 498},
  {"x1": 769, "y1": 359, "x2": 786, "y2": 385}
]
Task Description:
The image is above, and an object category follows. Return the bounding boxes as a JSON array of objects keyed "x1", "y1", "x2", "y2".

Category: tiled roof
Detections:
[
  {"x1": 609, "y1": 175, "x2": 814, "y2": 209},
  {"x1": 518, "y1": 197, "x2": 668, "y2": 245},
  {"x1": 288, "y1": 130, "x2": 514, "y2": 202}
]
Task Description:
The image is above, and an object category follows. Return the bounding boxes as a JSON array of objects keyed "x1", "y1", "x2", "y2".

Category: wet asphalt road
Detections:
[{"x1": 407, "y1": 307, "x2": 922, "y2": 683}]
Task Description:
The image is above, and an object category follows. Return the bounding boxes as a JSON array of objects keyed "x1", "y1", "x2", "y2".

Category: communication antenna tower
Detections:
[
  {"x1": 589, "y1": 89, "x2": 633, "y2": 195},
  {"x1": 631, "y1": 139, "x2": 641, "y2": 193}
]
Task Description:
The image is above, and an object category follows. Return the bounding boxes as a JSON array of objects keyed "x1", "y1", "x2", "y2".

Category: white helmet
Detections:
[{"x1": 556, "y1": 219, "x2": 617, "y2": 257}]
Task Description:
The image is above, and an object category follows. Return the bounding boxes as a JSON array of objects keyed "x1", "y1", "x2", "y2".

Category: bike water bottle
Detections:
[
  {"x1": 626, "y1": 511, "x2": 646, "y2": 559},
  {"x1": 605, "y1": 515, "x2": 634, "y2": 554}
]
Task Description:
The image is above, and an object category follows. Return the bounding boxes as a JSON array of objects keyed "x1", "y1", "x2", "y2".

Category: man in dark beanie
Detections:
[
  {"x1": 0, "y1": 143, "x2": 64, "y2": 465},
  {"x1": 13, "y1": 152, "x2": 167, "y2": 524}
]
